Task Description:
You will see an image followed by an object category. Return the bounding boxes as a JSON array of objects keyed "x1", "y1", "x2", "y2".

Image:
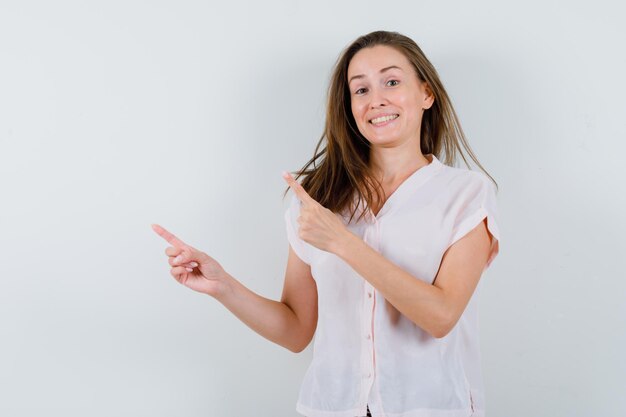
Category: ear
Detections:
[{"x1": 422, "y1": 82, "x2": 435, "y2": 110}]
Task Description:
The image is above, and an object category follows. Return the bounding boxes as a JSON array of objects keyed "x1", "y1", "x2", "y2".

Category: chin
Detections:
[{"x1": 364, "y1": 135, "x2": 401, "y2": 147}]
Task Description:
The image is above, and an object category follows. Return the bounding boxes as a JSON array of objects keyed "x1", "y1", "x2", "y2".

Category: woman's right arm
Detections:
[
  {"x1": 217, "y1": 245, "x2": 318, "y2": 353},
  {"x1": 153, "y1": 223, "x2": 317, "y2": 353}
]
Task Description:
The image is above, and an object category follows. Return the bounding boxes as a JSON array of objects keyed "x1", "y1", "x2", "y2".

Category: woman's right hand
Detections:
[{"x1": 151, "y1": 223, "x2": 231, "y2": 298}]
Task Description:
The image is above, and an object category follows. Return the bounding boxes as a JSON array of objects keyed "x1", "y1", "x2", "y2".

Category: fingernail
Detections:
[
  {"x1": 190, "y1": 262, "x2": 198, "y2": 267},
  {"x1": 185, "y1": 267, "x2": 193, "y2": 272},
  {"x1": 175, "y1": 256, "x2": 182, "y2": 263}
]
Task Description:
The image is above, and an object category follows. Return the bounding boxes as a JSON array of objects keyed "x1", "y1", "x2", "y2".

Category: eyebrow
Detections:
[{"x1": 348, "y1": 65, "x2": 404, "y2": 85}]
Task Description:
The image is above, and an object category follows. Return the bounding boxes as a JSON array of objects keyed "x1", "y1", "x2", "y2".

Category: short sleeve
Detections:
[
  {"x1": 448, "y1": 174, "x2": 501, "y2": 269},
  {"x1": 284, "y1": 194, "x2": 311, "y2": 265}
]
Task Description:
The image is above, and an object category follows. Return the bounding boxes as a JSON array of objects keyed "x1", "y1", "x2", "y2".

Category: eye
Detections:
[
  {"x1": 387, "y1": 79, "x2": 399, "y2": 86},
  {"x1": 355, "y1": 87, "x2": 367, "y2": 95}
]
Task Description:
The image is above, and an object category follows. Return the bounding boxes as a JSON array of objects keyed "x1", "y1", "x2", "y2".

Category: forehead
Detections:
[{"x1": 347, "y1": 45, "x2": 412, "y2": 77}]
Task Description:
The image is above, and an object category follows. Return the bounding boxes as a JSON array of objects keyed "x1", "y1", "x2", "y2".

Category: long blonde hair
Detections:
[{"x1": 284, "y1": 30, "x2": 498, "y2": 223}]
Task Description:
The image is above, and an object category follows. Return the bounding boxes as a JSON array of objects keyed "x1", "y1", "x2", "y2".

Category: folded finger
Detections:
[
  {"x1": 170, "y1": 266, "x2": 189, "y2": 279},
  {"x1": 168, "y1": 257, "x2": 198, "y2": 268},
  {"x1": 165, "y1": 246, "x2": 184, "y2": 256}
]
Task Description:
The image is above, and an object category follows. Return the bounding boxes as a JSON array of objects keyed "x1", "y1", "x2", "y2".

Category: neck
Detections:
[{"x1": 369, "y1": 144, "x2": 430, "y2": 184}]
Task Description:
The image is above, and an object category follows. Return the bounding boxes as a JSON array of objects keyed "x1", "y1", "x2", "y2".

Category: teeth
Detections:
[{"x1": 370, "y1": 114, "x2": 398, "y2": 124}]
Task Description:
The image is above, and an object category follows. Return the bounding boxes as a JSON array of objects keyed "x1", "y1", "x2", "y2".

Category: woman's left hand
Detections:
[{"x1": 282, "y1": 171, "x2": 353, "y2": 254}]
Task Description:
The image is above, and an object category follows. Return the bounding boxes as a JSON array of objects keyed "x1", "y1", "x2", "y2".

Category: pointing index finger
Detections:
[
  {"x1": 281, "y1": 171, "x2": 315, "y2": 204},
  {"x1": 151, "y1": 224, "x2": 187, "y2": 248}
]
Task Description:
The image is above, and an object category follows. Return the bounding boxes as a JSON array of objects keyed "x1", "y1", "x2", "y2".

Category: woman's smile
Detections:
[{"x1": 369, "y1": 114, "x2": 399, "y2": 127}]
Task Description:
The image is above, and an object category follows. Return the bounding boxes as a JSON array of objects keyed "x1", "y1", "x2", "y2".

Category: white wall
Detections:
[{"x1": 1, "y1": 1, "x2": 624, "y2": 416}]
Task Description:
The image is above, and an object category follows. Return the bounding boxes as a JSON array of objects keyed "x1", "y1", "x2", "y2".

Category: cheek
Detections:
[
  {"x1": 397, "y1": 95, "x2": 422, "y2": 118},
  {"x1": 350, "y1": 102, "x2": 356, "y2": 119},
  {"x1": 351, "y1": 103, "x2": 369, "y2": 135},
  {"x1": 351, "y1": 101, "x2": 367, "y2": 122}
]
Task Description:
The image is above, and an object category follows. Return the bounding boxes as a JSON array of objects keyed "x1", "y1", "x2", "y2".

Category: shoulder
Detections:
[{"x1": 436, "y1": 163, "x2": 493, "y2": 192}]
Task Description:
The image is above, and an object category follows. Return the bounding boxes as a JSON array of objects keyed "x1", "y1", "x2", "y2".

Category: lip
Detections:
[{"x1": 369, "y1": 113, "x2": 399, "y2": 127}]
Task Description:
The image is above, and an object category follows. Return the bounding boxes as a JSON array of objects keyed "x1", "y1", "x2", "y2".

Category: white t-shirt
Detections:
[{"x1": 284, "y1": 153, "x2": 501, "y2": 417}]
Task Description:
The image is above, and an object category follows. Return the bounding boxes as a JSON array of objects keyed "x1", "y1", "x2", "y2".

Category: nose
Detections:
[{"x1": 369, "y1": 85, "x2": 388, "y2": 108}]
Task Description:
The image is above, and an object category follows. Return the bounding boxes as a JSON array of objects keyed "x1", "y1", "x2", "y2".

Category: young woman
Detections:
[{"x1": 153, "y1": 30, "x2": 501, "y2": 417}]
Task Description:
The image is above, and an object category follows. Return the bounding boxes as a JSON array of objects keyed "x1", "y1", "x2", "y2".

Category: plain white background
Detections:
[{"x1": 1, "y1": 1, "x2": 624, "y2": 416}]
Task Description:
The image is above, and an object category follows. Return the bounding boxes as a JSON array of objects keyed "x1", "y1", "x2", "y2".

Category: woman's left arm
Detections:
[
  {"x1": 282, "y1": 171, "x2": 493, "y2": 339},
  {"x1": 334, "y1": 219, "x2": 492, "y2": 338}
]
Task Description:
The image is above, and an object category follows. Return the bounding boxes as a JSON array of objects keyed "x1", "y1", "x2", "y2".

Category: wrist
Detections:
[
  {"x1": 334, "y1": 230, "x2": 360, "y2": 260},
  {"x1": 212, "y1": 272, "x2": 237, "y2": 303}
]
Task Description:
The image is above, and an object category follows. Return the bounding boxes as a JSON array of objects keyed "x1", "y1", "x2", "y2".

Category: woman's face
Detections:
[{"x1": 347, "y1": 45, "x2": 433, "y2": 147}]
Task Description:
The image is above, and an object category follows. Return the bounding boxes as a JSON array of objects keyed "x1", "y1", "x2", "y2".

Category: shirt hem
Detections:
[
  {"x1": 384, "y1": 406, "x2": 477, "y2": 417},
  {"x1": 296, "y1": 403, "x2": 364, "y2": 417},
  {"x1": 297, "y1": 403, "x2": 482, "y2": 417}
]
